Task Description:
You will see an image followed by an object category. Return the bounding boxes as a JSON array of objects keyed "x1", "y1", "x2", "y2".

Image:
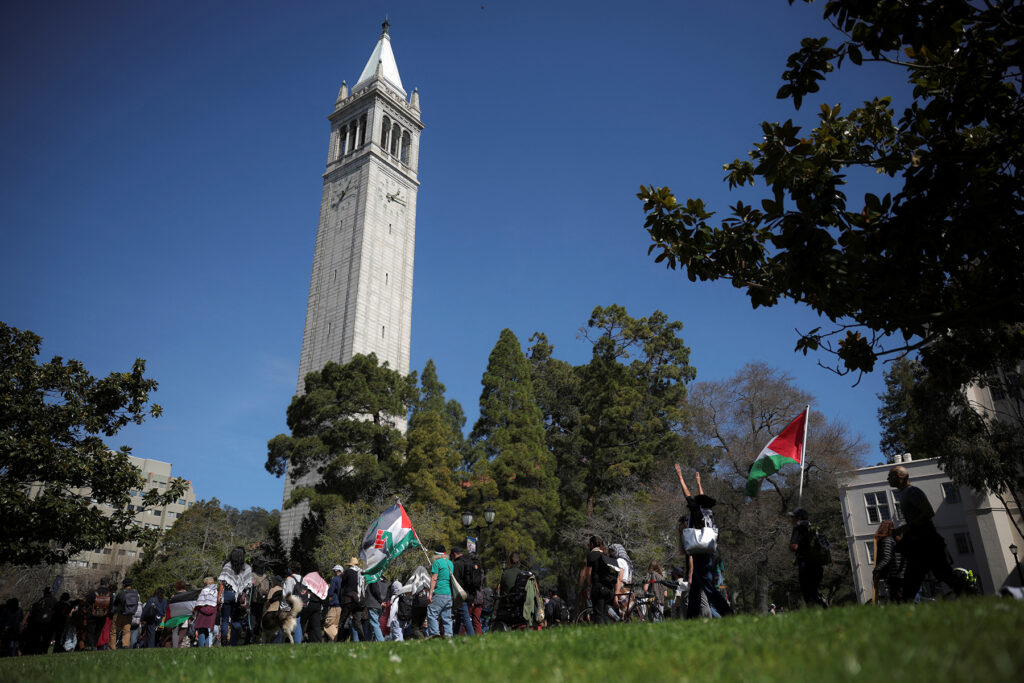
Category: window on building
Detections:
[
  {"x1": 865, "y1": 491, "x2": 891, "y2": 524},
  {"x1": 954, "y1": 532, "x2": 974, "y2": 555},
  {"x1": 942, "y1": 482, "x2": 961, "y2": 503},
  {"x1": 127, "y1": 550, "x2": 137, "y2": 558},
  {"x1": 118, "y1": 549, "x2": 126, "y2": 555},
  {"x1": 381, "y1": 116, "x2": 391, "y2": 149},
  {"x1": 865, "y1": 542, "x2": 875, "y2": 565},
  {"x1": 152, "y1": 510, "x2": 162, "y2": 517},
  {"x1": 401, "y1": 131, "x2": 411, "y2": 164},
  {"x1": 391, "y1": 123, "x2": 400, "y2": 156},
  {"x1": 359, "y1": 113, "x2": 367, "y2": 146},
  {"x1": 91, "y1": 563, "x2": 98, "y2": 569},
  {"x1": 102, "y1": 548, "x2": 111, "y2": 554},
  {"x1": 177, "y1": 499, "x2": 186, "y2": 505}
]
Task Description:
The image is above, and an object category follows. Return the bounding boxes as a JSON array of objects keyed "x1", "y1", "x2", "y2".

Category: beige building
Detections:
[
  {"x1": 838, "y1": 454, "x2": 1022, "y2": 602},
  {"x1": 60, "y1": 456, "x2": 195, "y2": 580}
]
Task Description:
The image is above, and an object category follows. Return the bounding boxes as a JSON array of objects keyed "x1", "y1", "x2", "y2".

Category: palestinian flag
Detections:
[
  {"x1": 162, "y1": 589, "x2": 200, "y2": 629},
  {"x1": 744, "y1": 407, "x2": 808, "y2": 497},
  {"x1": 359, "y1": 502, "x2": 420, "y2": 584}
]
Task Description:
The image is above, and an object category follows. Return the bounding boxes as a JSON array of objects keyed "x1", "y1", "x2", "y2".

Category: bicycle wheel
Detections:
[
  {"x1": 625, "y1": 604, "x2": 645, "y2": 623},
  {"x1": 574, "y1": 608, "x2": 595, "y2": 625}
]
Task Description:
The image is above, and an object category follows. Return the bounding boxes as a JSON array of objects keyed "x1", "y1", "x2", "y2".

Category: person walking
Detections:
[
  {"x1": 324, "y1": 565, "x2": 344, "y2": 642},
  {"x1": 577, "y1": 538, "x2": 618, "y2": 624},
  {"x1": 363, "y1": 576, "x2": 387, "y2": 641},
  {"x1": 675, "y1": 464, "x2": 733, "y2": 619},
  {"x1": 451, "y1": 547, "x2": 479, "y2": 636},
  {"x1": 139, "y1": 588, "x2": 166, "y2": 648},
  {"x1": 84, "y1": 579, "x2": 112, "y2": 650},
  {"x1": 872, "y1": 520, "x2": 905, "y2": 603},
  {"x1": 110, "y1": 578, "x2": 140, "y2": 650},
  {"x1": 281, "y1": 562, "x2": 305, "y2": 644},
  {"x1": 887, "y1": 465, "x2": 966, "y2": 600},
  {"x1": 788, "y1": 508, "x2": 829, "y2": 609},
  {"x1": 194, "y1": 577, "x2": 218, "y2": 647},
  {"x1": 426, "y1": 544, "x2": 454, "y2": 638}
]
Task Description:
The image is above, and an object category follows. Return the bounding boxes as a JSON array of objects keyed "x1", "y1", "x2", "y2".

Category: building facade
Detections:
[
  {"x1": 280, "y1": 21, "x2": 422, "y2": 547},
  {"x1": 838, "y1": 455, "x2": 1022, "y2": 602}
]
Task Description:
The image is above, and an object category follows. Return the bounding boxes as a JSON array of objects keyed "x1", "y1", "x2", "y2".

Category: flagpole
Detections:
[{"x1": 797, "y1": 405, "x2": 810, "y2": 508}]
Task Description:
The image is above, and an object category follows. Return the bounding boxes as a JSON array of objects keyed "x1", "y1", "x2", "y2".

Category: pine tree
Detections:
[
  {"x1": 470, "y1": 329, "x2": 559, "y2": 566},
  {"x1": 402, "y1": 360, "x2": 464, "y2": 543}
]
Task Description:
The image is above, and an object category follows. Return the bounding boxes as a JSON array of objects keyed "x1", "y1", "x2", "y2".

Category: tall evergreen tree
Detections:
[
  {"x1": 402, "y1": 359, "x2": 464, "y2": 543},
  {"x1": 265, "y1": 354, "x2": 416, "y2": 510},
  {"x1": 470, "y1": 329, "x2": 559, "y2": 566}
]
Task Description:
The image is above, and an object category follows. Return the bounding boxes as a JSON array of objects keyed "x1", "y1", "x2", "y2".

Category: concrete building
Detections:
[
  {"x1": 838, "y1": 454, "x2": 1022, "y2": 602},
  {"x1": 280, "y1": 20, "x2": 422, "y2": 547},
  {"x1": 27, "y1": 456, "x2": 196, "y2": 586}
]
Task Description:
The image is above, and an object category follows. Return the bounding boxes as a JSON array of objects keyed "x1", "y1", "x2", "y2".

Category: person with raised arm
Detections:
[{"x1": 675, "y1": 464, "x2": 733, "y2": 619}]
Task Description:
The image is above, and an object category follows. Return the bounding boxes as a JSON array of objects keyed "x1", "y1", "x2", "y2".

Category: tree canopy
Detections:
[
  {"x1": 0, "y1": 322, "x2": 185, "y2": 566},
  {"x1": 640, "y1": 0, "x2": 1024, "y2": 390},
  {"x1": 266, "y1": 353, "x2": 416, "y2": 508}
]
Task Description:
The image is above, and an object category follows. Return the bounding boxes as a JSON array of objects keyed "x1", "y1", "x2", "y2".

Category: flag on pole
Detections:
[
  {"x1": 744, "y1": 408, "x2": 808, "y2": 497},
  {"x1": 359, "y1": 502, "x2": 420, "y2": 584}
]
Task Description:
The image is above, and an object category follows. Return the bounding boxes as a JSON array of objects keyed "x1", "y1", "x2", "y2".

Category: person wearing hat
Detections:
[
  {"x1": 324, "y1": 564, "x2": 345, "y2": 641},
  {"x1": 336, "y1": 557, "x2": 363, "y2": 642},
  {"x1": 788, "y1": 508, "x2": 828, "y2": 608},
  {"x1": 675, "y1": 465, "x2": 733, "y2": 619},
  {"x1": 110, "y1": 578, "x2": 140, "y2": 650},
  {"x1": 426, "y1": 544, "x2": 454, "y2": 638}
]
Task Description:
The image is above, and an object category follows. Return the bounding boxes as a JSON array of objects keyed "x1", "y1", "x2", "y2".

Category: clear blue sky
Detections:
[{"x1": 1, "y1": 1, "x2": 908, "y2": 511}]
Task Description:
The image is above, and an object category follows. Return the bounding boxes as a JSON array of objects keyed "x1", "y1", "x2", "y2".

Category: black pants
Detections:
[
  {"x1": 686, "y1": 555, "x2": 733, "y2": 619},
  {"x1": 301, "y1": 602, "x2": 323, "y2": 643},
  {"x1": 85, "y1": 615, "x2": 105, "y2": 649},
  {"x1": 901, "y1": 527, "x2": 962, "y2": 600},
  {"x1": 797, "y1": 561, "x2": 828, "y2": 608}
]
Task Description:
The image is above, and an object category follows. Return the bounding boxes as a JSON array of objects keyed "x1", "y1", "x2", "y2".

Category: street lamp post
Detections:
[
  {"x1": 460, "y1": 507, "x2": 496, "y2": 555},
  {"x1": 1011, "y1": 543, "x2": 1023, "y2": 585}
]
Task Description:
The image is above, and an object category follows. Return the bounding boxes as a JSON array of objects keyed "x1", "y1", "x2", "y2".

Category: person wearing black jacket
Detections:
[
  {"x1": 451, "y1": 548, "x2": 480, "y2": 635},
  {"x1": 337, "y1": 557, "x2": 363, "y2": 642},
  {"x1": 872, "y1": 520, "x2": 904, "y2": 603},
  {"x1": 675, "y1": 464, "x2": 733, "y2": 619}
]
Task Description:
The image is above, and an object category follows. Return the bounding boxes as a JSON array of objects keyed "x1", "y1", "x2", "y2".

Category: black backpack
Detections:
[
  {"x1": 397, "y1": 593, "x2": 413, "y2": 621},
  {"x1": 413, "y1": 586, "x2": 430, "y2": 609},
  {"x1": 121, "y1": 589, "x2": 140, "y2": 615},
  {"x1": 463, "y1": 554, "x2": 484, "y2": 593},
  {"x1": 806, "y1": 526, "x2": 832, "y2": 565},
  {"x1": 596, "y1": 554, "x2": 620, "y2": 589},
  {"x1": 141, "y1": 599, "x2": 158, "y2": 622}
]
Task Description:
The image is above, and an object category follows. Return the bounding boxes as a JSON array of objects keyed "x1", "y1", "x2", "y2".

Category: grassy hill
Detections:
[{"x1": 4, "y1": 598, "x2": 1023, "y2": 682}]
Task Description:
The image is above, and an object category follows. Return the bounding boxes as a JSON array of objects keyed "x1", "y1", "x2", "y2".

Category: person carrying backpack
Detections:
[
  {"x1": 451, "y1": 547, "x2": 481, "y2": 636},
  {"x1": 788, "y1": 508, "x2": 829, "y2": 609},
  {"x1": 675, "y1": 465, "x2": 734, "y2": 619},
  {"x1": 110, "y1": 578, "x2": 140, "y2": 650},
  {"x1": 85, "y1": 579, "x2": 112, "y2": 650},
  {"x1": 139, "y1": 588, "x2": 166, "y2": 649},
  {"x1": 577, "y1": 537, "x2": 619, "y2": 624}
]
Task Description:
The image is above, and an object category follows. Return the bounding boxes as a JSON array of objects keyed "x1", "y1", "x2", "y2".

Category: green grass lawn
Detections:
[{"x1": 3, "y1": 599, "x2": 1023, "y2": 682}]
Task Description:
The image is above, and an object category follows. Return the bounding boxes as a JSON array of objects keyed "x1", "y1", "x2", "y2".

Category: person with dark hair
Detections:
[
  {"x1": 111, "y1": 578, "x2": 140, "y2": 650},
  {"x1": 139, "y1": 587, "x2": 166, "y2": 648},
  {"x1": 675, "y1": 464, "x2": 733, "y2": 619},
  {"x1": 451, "y1": 547, "x2": 479, "y2": 636},
  {"x1": 887, "y1": 465, "x2": 966, "y2": 600},
  {"x1": 788, "y1": 508, "x2": 829, "y2": 609},
  {"x1": 51, "y1": 592, "x2": 72, "y2": 653},
  {"x1": 872, "y1": 520, "x2": 904, "y2": 603},
  {"x1": 426, "y1": 544, "x2": 454, "y2": 638},
  {"x1": 218, "y1": 547, "x2": 253, "y2": 646},
  {"x1": 499, "y1": 551, "x2": 522, "y2": 599},
  {"x1": 85, "y1": 578, "x2": 112, "y2": 650},
  {"x1": 577, "y1": 537, "x2": 618, "y2": 624}
]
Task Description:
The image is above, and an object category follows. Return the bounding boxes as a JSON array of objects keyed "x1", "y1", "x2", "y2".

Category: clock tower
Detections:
[{"x1": 280, "y1": 21, "x2": 422, "y2": 548}]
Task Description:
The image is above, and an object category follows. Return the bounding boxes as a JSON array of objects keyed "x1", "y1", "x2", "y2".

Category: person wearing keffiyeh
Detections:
[{"x1": 217, "y1": 547, "x2": 253, "y2": 646}]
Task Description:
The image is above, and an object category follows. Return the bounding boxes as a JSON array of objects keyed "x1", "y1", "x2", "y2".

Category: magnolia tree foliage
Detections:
[
  {"x1": 640, "y1": 0, "x2": 1024, "y2": 390},
  {"x1": 0, "y1": 322, "x2": 185, "y2": 566}
]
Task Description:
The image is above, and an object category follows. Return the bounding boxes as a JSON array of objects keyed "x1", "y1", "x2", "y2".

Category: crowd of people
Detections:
[{"x1": 1, "y1": 464, "x2": 982, "y2": 656}]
